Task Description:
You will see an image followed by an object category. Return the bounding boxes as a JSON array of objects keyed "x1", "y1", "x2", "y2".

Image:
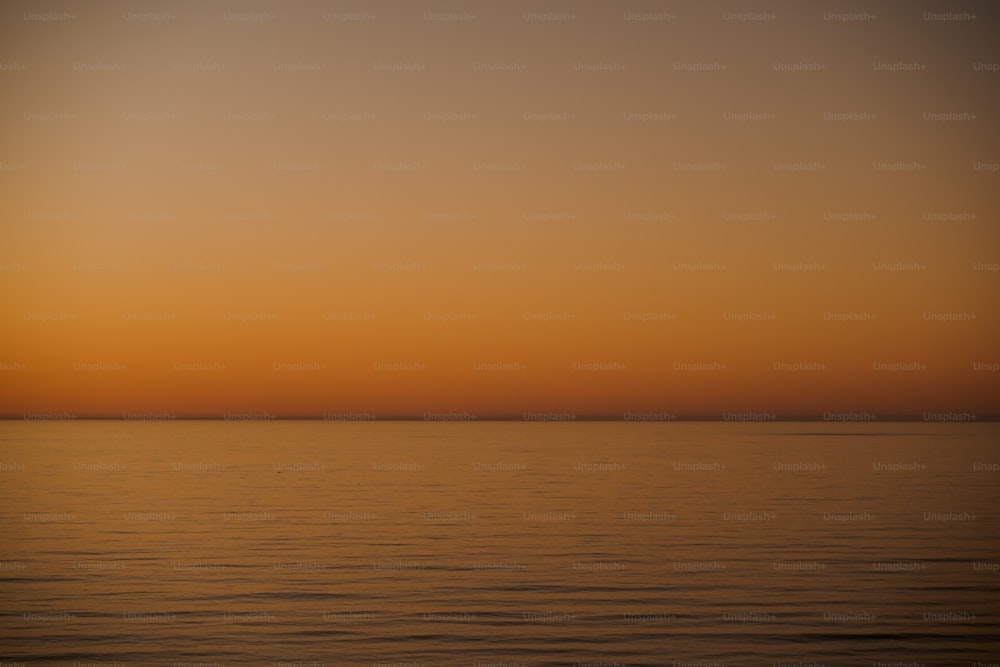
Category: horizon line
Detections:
[{"x1": 2, "y1": 415, "x2": 994, "y2": 423}]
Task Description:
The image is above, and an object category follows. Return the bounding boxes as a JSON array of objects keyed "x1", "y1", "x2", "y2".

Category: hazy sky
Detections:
[{"x1": 1, "y1": 0, "x2": 998, "y2": 419}]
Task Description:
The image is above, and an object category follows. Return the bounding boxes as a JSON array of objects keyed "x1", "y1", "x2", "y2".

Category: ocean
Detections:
[{"x1": 1, "y1": 420, "x2": 997, "y2": 666}]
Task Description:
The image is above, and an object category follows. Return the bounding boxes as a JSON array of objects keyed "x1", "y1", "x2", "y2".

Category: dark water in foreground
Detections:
[{"x1": 0, "y1": 421, "x2": 998, "y2": 666}]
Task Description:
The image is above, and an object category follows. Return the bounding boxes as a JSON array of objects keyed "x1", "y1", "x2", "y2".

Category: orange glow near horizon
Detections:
[{"x1": 1, "y1": 0, "x2": 998, "y2": 419}]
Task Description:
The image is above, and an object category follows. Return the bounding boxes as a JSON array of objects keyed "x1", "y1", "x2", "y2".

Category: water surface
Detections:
[{"x1": 1, "y1": 421, "x2": 997, "y2": 665}]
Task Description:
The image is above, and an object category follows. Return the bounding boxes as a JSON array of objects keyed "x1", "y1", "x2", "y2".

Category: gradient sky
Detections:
[{"x1": 1, "y1": 0, "x2": 998, "y2": 419}]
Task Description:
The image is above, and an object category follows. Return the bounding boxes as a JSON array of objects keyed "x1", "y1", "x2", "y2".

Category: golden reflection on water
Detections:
[{"x1": 0, "y1": 421, "x2": 998, "y2": 665}]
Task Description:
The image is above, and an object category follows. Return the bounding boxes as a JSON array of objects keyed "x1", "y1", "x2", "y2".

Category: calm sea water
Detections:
[{"x1": 0, "y1": 421, "x2": 997, "y2": 666}]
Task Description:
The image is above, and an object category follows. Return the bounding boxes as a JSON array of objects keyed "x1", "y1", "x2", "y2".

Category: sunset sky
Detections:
[{"x1": 1, "y1": 0, "x2": 998, "y2": 419}]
